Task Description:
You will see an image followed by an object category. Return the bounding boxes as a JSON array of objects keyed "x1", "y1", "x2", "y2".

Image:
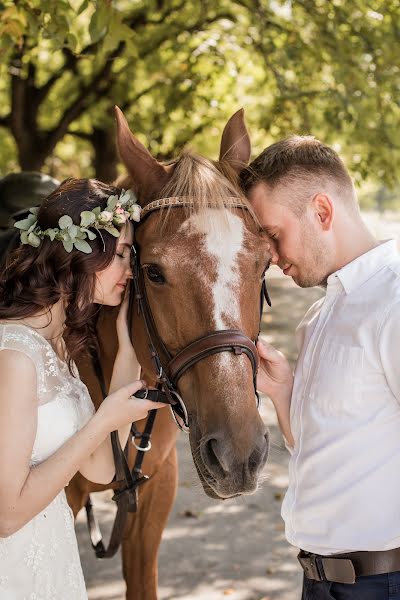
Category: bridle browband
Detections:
[
  {"x1": 86, "y1": 195, "x2": 271, "y2": 558},
  {"x1": 139, "y1": 195, "x2": 255, "y2": 218}
]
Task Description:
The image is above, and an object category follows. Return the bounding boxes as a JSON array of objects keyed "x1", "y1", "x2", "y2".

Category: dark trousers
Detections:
[{"x1": 301, "y1": 571, "x2": 400, "y2": 599}]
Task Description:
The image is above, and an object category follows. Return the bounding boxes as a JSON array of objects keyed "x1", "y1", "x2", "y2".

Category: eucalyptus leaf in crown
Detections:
[{"x1": 14, "y1": 189, "x2": 141, "y2": 253}]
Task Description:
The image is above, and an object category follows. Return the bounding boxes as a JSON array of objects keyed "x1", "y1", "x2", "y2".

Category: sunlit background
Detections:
[
  {"x1": 1, "y1": 0, "x2": 399, "y2": 209},
  {"x1": 1, "y1": 2, "x2": 399, "y2": 599}
]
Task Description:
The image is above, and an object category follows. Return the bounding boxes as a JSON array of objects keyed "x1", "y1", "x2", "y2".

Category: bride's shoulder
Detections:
[{"x1": 0, "y1": 321, "x2": 47, "y2": 357}]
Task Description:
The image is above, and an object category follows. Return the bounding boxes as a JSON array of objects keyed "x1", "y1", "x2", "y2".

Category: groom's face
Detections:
[{"x1": 248, "y1": 182, "x2": 333, "y2": 288}]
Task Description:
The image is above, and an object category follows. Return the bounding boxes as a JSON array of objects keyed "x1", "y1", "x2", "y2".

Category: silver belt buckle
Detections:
[{"x1": 322, "y1": 558, "x2": 356, "y2": 584}]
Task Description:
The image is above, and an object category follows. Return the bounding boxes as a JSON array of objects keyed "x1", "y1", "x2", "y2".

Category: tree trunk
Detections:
[
  {"x1": 92, "y1": 127, "x2": 118, "y2": 183},
  {"x1": 18, "y1": 146, "x2": 47, "y2": 172}
]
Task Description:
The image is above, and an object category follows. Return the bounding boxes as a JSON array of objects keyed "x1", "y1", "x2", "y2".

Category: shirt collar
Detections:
[{"x1": 327, "y1": 239, "x2": 398, "y2": 295}]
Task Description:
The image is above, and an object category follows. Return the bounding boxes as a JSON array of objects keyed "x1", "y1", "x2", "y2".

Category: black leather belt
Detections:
[{"x1": 298, "y1": 547, "x2": 400, "y2": 584}]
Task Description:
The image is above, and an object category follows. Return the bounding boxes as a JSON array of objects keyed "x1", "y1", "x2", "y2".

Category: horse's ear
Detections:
[
  {"x1": 219, "y1": 108, "x2": 251, "y2": 173},
  {"x1": 114, "y1": 106, "x2": 174, "y2": 204}
]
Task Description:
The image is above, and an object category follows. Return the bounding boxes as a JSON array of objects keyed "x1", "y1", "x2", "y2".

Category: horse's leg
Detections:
[
  {"x1": 122, "y1": 444, "x2": 178, "y2": 600},
  {"x1": 66, "y1": 472, "x2": 90, "y2": 518}
]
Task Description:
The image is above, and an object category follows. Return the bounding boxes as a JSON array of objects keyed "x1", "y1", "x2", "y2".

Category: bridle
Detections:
[
  {"x1": 131, "y1": 195, "x2": 271, "y2": 432},
  {"x1": 86, "y1": 195, "x2": 271, "y2": 558}
]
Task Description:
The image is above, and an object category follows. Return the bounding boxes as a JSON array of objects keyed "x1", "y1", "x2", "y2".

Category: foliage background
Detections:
[{"x1": 0, "y1": 0, "x2": 399, "y2": 209}]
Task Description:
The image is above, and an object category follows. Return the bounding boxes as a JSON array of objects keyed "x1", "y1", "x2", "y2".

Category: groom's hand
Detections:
[{"x1": 256, "y1": 338, "x2": 293, "y2": 400}]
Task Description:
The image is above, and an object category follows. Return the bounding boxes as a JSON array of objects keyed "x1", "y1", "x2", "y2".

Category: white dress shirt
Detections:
[{"x1": 281, "y1": 240, "x2": 400, "y2": 555}]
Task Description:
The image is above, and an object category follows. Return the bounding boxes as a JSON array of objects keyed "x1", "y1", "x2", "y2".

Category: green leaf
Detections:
[
  {"x1": 59, "y1": 215, "x2": 73, "y2": 229},
  {"x1": 74, "y1": 239, "x2": 92, "y2": 253},
  {"x1": 68, "y1": 224, "x2": 79, "y2": 238},
  {"x1": 106, "y1": 225, "x2": 120, "y2": 237},
  {"x1": 89, "y1": 3, "x2": 109, "y2": 43},
  {"x1": 14, "y1": 215, "x2": 37, "y2": 230},
  {"x1": 20, "y1": 231, "x2": 29, "y2": 244},
  {"x1": 66, "y1": 32, "x2": 78, "y2": 52},
  {"x1": 47, "y1": 229, "x2": 56, "y2": 241},
  {"x1": 106, "y1": 195, "x2": 118, "y2": 210},
  {"x1": 92, "y1": 207, "x2": 101, "y2": 217},
  {"x1": 28, "y1": 232, "x2": 41, "y2": 247},
  {"x1": 29, "y1": 206, "x2": 40, "y2": 216},
  {"x1": 62, "y1": 240, "x2": 74, "y2": 253},
  {"x1": 86, "y1": 230, "x2": 97, "y2": 240},
  {"x1": 77, "y1": 0, "x2": 89, "y2": 15},
  {"x1": 80, "y1": 211, "x2": 96, "y2": 227}
]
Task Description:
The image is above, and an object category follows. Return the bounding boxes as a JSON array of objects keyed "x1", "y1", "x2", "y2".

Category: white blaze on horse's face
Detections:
[{"x1": 181, "y1": 208, "x2": 245, "y2": 366}]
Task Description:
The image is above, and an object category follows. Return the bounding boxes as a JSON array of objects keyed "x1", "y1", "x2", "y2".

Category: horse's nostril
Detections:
[
  {"x1": 200, "y1": 437, "x2": 227, "y2": 479},
  {"x1": 248, "y1": 433, "x2": 269, "y2": 473}
]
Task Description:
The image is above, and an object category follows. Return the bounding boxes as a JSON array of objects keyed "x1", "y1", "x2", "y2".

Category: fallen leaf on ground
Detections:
[
  {"x1": 178, "y1": 509, "x2": 199, "y2": 518},
  {"x1": 274, "y1": 491, "x2": 284, "y2": 501}
]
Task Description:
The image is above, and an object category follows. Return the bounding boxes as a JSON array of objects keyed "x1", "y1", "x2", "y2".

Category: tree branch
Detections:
[{"x1": 43, "y1": 42, "x2": 125, "y2": 153}]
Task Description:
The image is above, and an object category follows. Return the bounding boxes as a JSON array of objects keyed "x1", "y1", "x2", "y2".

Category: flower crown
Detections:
[{"x1": 14, "y1": 189, "x2": 141, "y2": 254}]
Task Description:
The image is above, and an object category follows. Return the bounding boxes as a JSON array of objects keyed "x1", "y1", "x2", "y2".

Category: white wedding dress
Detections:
[{"x1": 0, "y1": 323, "x2": 96, "y2": 599}]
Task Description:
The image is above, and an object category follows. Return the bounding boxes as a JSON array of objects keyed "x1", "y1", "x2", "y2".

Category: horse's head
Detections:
[{"x1": 116, "y1": 108, "x2": 272, "y2": 499}]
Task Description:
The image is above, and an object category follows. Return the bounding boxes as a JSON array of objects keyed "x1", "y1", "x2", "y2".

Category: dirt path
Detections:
[{"x1": 76, "y1": 270, "x2": 324, "y2": 600}]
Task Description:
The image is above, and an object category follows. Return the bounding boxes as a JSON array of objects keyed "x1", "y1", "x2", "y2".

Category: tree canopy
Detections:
[{"x1": 0, "y1": 0, "x2": 399, "y2": 198}]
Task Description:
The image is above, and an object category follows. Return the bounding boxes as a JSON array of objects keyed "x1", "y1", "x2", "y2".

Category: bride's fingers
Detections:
[{"x1": 117, "y1": 285, "x2": 130, "y2": 323}]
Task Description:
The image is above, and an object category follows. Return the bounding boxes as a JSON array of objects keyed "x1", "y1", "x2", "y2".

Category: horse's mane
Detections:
[{"x1": 118, "y1": 151, "x2": 260, "y2": 230}]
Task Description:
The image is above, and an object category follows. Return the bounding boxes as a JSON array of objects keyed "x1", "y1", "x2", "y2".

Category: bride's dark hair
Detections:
[{"x1": 0, "y1": 178, "x2": 124, "y2": 374}]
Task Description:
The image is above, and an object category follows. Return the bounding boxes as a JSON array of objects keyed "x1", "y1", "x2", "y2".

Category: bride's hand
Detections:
[{"x1": 116, "y1": 283, "x2": 134, "y2": 352}]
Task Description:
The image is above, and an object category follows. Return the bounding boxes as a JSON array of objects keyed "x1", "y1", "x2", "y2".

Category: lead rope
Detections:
[{"x1": 254, "y1": 277, "x2": 272, "y2": 408}]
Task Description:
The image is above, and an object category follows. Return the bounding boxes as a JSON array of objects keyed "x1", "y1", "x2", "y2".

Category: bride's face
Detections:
[{"x1": 94, "y1": 224, "x2": 134, "y2": 306}]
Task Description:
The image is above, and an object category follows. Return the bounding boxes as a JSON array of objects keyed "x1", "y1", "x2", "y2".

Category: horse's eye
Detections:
[{"x1": 145, "y1": 265, "x2": 165, "y2": 284}]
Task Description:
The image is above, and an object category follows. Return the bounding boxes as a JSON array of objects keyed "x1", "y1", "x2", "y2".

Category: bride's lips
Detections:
[
  {"x1": 283, "y1": 265, "x2": 293, "y2": 275},
  {"x1": 116, "y1": 282, "x2": 127, "y2": 289}
]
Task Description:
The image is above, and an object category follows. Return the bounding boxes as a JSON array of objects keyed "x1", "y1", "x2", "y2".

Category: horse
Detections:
[{"x1": 2, "y1": 110, "x2": 273, "y2": 600}]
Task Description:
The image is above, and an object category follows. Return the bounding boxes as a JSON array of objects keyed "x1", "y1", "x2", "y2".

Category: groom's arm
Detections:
[{"x1": 256, "y1": 339, "x2": 294, "y2": 449}]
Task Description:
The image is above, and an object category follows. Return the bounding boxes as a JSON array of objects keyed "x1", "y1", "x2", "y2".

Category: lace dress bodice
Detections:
[{"x1": 0, "y1": 323, "x2": 95, "y2": 599}]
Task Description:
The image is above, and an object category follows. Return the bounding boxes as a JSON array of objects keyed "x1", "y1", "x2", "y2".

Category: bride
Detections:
[{"x1": 0, "y1": 177, "x2": 165, "y2": 598}]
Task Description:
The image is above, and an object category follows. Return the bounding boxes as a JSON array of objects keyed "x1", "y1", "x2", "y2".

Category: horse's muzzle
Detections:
[{"x1": 196, "y1": 427, "x2": 269, "y2": 498}]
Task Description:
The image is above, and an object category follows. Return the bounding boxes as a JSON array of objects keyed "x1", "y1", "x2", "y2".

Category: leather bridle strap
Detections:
[
  {"x1": 168, "y1": 330, "x2": 258, "y2": 385},
  {"x1": 86, "y1": 304, "x2": 169, "y2": 559}
]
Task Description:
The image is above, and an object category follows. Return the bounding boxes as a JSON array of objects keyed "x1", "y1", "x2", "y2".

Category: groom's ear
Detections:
[
  {"x1": 219, "y1": 108, "x2": 251, "y2": 173},
  {"x1": 313, "y1": 193, "x2": 334, "y2": 231}
]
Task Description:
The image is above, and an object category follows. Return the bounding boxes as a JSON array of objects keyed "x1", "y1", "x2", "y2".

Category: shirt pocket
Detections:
[{"x1": 310, "y1": 342, "x2": 364, "y2": 417}]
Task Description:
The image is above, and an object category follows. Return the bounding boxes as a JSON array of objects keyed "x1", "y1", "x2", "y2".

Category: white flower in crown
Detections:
[
  {"x1": 14, "y1": 188, "x2": 141, "y2": 253},
  {"x1": 98, "y1": 211, "x2": 114, "y2": 224},
  {"x1": 113, "y1": 212, "x2": 129, "y2": 225},
  {"x1": 129, "y1": 204, "x2": 141, "y2": 222}
]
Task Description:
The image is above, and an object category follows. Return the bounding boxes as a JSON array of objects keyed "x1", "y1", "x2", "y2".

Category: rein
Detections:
[{"x1": 86, "y1": 196, "x2": 271, "y2": 558}]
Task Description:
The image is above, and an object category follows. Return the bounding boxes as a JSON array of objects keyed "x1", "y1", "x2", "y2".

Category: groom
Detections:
[{"x1": 240, "y1": 136, "x2": 400, "y2": 600}]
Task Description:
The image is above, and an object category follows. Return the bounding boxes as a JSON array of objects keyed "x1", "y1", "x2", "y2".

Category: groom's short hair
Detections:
[{"x1": 240, "y1": 135, "x2": 358, "y2": 216}]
